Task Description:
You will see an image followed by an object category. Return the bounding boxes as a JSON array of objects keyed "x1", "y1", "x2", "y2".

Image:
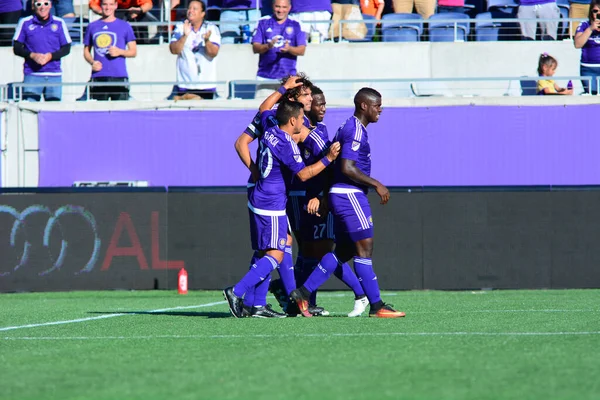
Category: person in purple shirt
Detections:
[
  {"x1": 290, "y1": 88, "x2": 406, "y2": 319},
  {"x1": 219, "y1": 0, "x2": 262, "y2": 44},
  {"x1": 252, "y1": 0, "x2": 307, "y2": 98},
  {"x1": 575, "y1": 0, "x2": 600, "y2": 94},
  {"x1": 12, "y1": 0, "x2": 71, "y2": 101},
  {"x1": 289, "y1": 0, "x2": 332, "y2": 42},
  {"x1": 0, "y1": 0, "x2": 22, "y2": 46},
  {"x1": 83, "y1": 0, "x2": 137, "y2": 101},
  {"x1": 224, "y1": 101, "x2": 340, "y2": 319}
]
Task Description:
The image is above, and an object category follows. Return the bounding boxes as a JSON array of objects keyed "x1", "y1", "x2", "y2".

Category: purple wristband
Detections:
[
  {"x1": 321, "y1": 156, "x2": 331, "y2": 167},
  {"x1": 277, "y1": 86, "x2": 287, "y2": 95}
]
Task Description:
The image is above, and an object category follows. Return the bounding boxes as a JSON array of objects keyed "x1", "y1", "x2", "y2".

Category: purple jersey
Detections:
[
  {"x1": 577, "y1": 22, "x2": 600, "y2": 64},
  {"x1": 249, "y1": 126, "x2": 305, "y2": 213},
  {"x1": 0, "y1": 0, "x2": 22, "y2": 13},
  {"x1": 84, "y1": 19, "x2": 136, "y2": 79},
  {"x1": 331, "y1": 116, "x2": 371, "y2": 194},
  {"x1": 291, "y1": 0, "x2": 332, "y2": 13},
  {"x1": 13, "y1": 15, "x2": 71, "y2": 76},
  {"x1": 290, "y1": 122, "x2": 331, "y2": 197},
  {"x1": 252, "y1": 16, "x2": 306, "y2": 79},
  {"x1": 222, "y1": 0, "x2": 261, "y2": 8}
]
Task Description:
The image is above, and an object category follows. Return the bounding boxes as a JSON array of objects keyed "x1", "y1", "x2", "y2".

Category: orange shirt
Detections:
[
  {"x1": 360, "y1": 0, "x2": 384, "y2": 16},
  {"x1": 89, "y1": 0, "x2": 152, "y2": 10}
]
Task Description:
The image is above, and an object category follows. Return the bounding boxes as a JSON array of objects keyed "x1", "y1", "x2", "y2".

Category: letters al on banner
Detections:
[{"x1": 0, "y1": 204, "x2": 101, "y2": 277}]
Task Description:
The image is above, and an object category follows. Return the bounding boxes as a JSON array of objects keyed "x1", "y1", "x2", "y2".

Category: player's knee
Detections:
[
  {"x1": 355, "y1": 238, "x2": 373, "y2": 258},
  {"x1": 286, "y1": 234, "x2": 293, "y2": 246},
  {"x1": 266, "y1": 249, "x2": 284, "y2": 265}
]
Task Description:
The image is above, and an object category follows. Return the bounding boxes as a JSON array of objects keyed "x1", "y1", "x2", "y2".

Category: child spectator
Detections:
[{"x1": 537, "y1": 53, "x2": 574, "y2": 95}]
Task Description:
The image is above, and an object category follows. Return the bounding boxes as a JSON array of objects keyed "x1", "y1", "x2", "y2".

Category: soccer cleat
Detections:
[
  {"x1": 223, "y1": 286, "x2": 244, "y2": 318},
  {"x1": 251, "y1": 304, "x2": 287, "y2": 318},
  {"x1": 241, "y1": 305, "x2": 253, "y2": 318},
  {"x1": 348, "y1": 296, "x2": 369, "y2": 318},
  {"x1": 268, "y1": 278, "x2": 290, "y2": 311},
  {"x1": 308, "y1": 305, "x2": 330, "y2": 317},
  {"x1": 290, "y1": 289, "x2": 312, "y2": 318},
  {"x1": 369, "y1": 303, "x2": 406, "y2": 318}
]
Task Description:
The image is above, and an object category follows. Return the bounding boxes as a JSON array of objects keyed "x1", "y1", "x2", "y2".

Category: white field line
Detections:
[
  {"x1": 4, "y1": 331, "x2": 600, "y2": 341},
  {"x1": 0, "y1": 300, "x2": 226, "y2": 332}
]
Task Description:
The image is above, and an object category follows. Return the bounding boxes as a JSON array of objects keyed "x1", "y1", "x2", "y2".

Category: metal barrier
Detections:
[{"x1": 1, "y1": 76, "x2": 597, "y2": 103}]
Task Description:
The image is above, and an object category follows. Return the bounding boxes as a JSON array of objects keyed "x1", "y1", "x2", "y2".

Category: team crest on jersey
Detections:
[
  {"x1": 304, "y1": 148, "x2": 310, "y2": 159},
  {"x1": 51, "y1": 24, "x2": 58, "y2": 32},
  {"x1": 285, "y1": 26, "x2": 294, "y2": 35},
  {"x1": 352, "y1": 141, "x2": 361, "y2": 151},
  {"x1": 28, "y1": 24, "x2": 35, "y2": 30}
]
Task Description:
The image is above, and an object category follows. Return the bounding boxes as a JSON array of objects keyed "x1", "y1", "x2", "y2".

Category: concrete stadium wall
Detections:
[{"x1": 0, "y1": 41, "x2": 585, "y2": 100}]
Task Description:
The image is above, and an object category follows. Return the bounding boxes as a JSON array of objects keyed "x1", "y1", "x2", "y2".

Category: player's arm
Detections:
[
  {"x1": 296, "y1": 142, "x2": 340, "y2": 182},
  {"x1": 340, "y1": 159, "x2": 389, "y2": 204},
  {"x1": 234, "y1": 132, "x2": 260, "y2": 182}
]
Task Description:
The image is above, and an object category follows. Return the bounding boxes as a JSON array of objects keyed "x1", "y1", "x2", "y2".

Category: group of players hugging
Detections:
[{"x1": 223, "y1": 73, "x2": 406, "y2": 319}]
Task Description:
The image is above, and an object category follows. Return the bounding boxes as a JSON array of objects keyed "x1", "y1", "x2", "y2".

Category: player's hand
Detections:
[
  {"x1": 108, "y1": 46, "x2": 123, "y2": 57},
  {"x1": 183, "y1": 19, "x2": 192, "y2": 36},
  {"x1": 267, "y1": 37, "x2": 278, "y2": 49},
  {"x1": 326, "y1": 142, "x2": 341, "y2": 162},
  {"x1": 37, "y1": 53, "x2": 52, "y2": 65},
  {"x1": 283, "y1": 75, "x2": 303, "y2": 90},
  {"x1": 203, "y1": 29, "x2": 212, "y2": 42},
  {"x1": 307, "y1": 197, "x2": 321, "y2": 216},
  {"x1": 280, "y1": 40, "x2": 290, "y2": 53},
  {"x1": 91, "y1": 60, "x2": 103, "y2": 72},
  {"x1": 375, "y1": 183, "x2": 390, "y2": 205},
  {"x1": 250, "y1": 163, "x2": 260, "y2": 183}
]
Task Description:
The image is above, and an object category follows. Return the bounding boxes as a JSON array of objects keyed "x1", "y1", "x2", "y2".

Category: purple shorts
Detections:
[
  {"x1": 329, "y1": 191, "x2": 374, "y2": 242},
  {"x1": 248, "y1": 208, "x2": 288, "y2": 251},
  {"x1": 299, "y1": 197, "x2": 335, "y2": 242}
]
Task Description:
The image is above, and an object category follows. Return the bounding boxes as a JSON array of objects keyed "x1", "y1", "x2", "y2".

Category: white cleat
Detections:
[{"x1": 348, "y1": 297, "x2": 369, "y2": 317}]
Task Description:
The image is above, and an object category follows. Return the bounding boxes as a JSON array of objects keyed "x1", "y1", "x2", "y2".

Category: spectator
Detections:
[
  {"x1": 392, "y1": 0, "x2": 435, "y2": 19},
  {"x1": 219, "y1": 0, "x2": 261, "y2": 44},
  {"x1": 574, "y1": 0, "x2": 600, "y2": 94},
  {"x1": 569, "y1": 0, "x2": 590, "y2": 37},
  {"x1": 12, "y1": 0, "x2": 71, "y2": 101},
  {"x1": 360, "y1": 0, "x2": 385, "y2": 21},
  {"x1": 169, "y1": 0, "x2": 221, "y2": 100},
  {"x1": 289, "y1": 0, "x2": 332, "y2": 43},
  {"x1": 52, "y1": 0, "x2": 75, "y2": 17},
  {"x1": 536, "y1": 53, "x2": 573, "y2": 94},
  {"x1": 329, "y1": 0, "x2": 367, "y2": 41},
  {"x1": 0, "y1": 0, "x2": 22, "y2": 47},
  {"x1": 252, "y1": 0, "x2": 306, "y2": 98},
  {"x1": 437, "y1": 0, "x2": 468, "y2": 14},
  {"x1": 89, "y1": 0, "x2": 155, "y2": 43},
  {"x1": 83, "y1": 0, "x2": 137, "y2": 100},
  {"x1": 517, "y1": 0, "x2": 560, "y2": 40}
]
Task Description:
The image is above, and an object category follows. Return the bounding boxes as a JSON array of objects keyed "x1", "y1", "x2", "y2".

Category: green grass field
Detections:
[{"x1": 1, "y1": 289, "x2": 599, "y2": 400}]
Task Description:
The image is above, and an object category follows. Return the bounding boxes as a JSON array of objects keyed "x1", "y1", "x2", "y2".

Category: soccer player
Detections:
[
  {"x1": 233, "y1": 75, "x2": 313, "y2": 317},
  {"x1": 224, "y1": 101, "x2": 341, "y2": 318},
  {"x1": 290, "y1": 88, "x2": 406, "y2": 318}
]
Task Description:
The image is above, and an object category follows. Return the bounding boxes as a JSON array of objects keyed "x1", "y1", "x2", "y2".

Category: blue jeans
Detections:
[
  {"x1": 580, "y1": 64, "x2": 600, "y2": 95},
  {"x1": 22, "y1": 75, "x2": 62, "y2": 101},
  {"x1": 219, "y1": 9, "x2": 261, "y2": 44}
]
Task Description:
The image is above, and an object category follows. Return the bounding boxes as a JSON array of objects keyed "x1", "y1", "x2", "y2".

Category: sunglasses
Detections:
[{"x1": 34, "y1": 2, "x2": 50, "y2": 7}]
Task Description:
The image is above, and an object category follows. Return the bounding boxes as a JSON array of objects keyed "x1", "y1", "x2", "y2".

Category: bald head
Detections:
[
  {"x1": 354, "y1": 88, "x2": 381, "y2": 110},
  {"x1": 354, "y1": 87, "x2": 382, "y2": 125}
]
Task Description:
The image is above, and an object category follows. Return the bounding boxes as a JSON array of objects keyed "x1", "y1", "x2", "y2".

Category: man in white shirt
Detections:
[{"x1": 169, "y1": 0, "x2": 221, "y2": 100}]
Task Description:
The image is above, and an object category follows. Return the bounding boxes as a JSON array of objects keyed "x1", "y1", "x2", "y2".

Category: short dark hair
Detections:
[
  {"x1": 276, "y1": 100, "x2": 304, "y2": 126},
  {"x1": 311, "y1": 86, "x2": 324, "y2": 96},
  {"x1": 354, "y1": 87, "x2": 381, "y2": 109},
  {"x1": 280, "y1": 72, "x2": 313, "y2": 101},
  {"x1": 188, "y1": 0, "x2": 206, "y2": 12}
]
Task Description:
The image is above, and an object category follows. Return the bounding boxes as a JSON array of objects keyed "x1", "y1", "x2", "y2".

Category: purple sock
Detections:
[
  {"x1": 278, "y1": 245, "x2": 296, "y2": 296},
  {"x1": 302, "y1": 258, "x2": 320, "y2": 306},
  {"x1": 243, "y1": 251, "x2": 260, "y2": 307},
  {"x1": 303, "y1": 252, "x2": 339, "y2": 293},
  {"x1": 252, "y1": 274, "x2": 271, "y2": 307},
  {"x1": 334, "y1": 262, "x2": 365, "y2": 298},
  {"x1": 233, "y1": 255, "x2": 278, "y2": 297},
  {"x1": 353, "y1": 257, "x2": 382, "y2": 304}
]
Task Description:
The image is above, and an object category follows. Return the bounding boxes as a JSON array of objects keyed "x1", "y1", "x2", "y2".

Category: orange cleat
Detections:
[
  {"x1": 290, "y1": 289, "x2": 312, "y2": 318},
  {"x1": 369, "y1": 304, "x2": 406, "y2": 318}
]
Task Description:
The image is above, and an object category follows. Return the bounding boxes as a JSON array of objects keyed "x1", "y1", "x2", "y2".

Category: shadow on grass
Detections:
[{"x1": 89, "y1": 310, "x2": 232, "y2": 319}]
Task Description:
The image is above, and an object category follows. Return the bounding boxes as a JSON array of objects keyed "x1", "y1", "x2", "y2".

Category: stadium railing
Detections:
[{"x1": 1, "y1": 76, "x2": 597, "y2": 103}]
